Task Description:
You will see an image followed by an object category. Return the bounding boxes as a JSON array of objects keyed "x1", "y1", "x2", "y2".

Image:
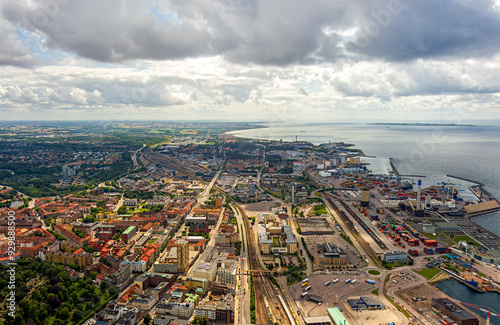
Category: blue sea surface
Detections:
[
  {"x1": 437, "y1": 279, "x2": 500, "y2": 324},
  {"x1": 230, "y1": 121, "x2": 500, "y2": 236}
]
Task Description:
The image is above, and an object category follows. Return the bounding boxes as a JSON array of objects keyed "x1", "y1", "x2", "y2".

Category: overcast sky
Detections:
[{"x1": 1, "y1": 0, "x2": 500, "y2": 121}]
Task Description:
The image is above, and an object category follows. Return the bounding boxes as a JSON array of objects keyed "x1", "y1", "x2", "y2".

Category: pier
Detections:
[
  {"x1": 438, "y1": 267, "x2": 486, "y2": 293},
  {"x1": 446, "y1": 174, "x2": 484, "y2": 186},
  {"x1": 389, "y1": 158, "x2": 399, "y2": 176},
  {"x1": 389, "y1": 158, "x2": 426, "y2": 178}
]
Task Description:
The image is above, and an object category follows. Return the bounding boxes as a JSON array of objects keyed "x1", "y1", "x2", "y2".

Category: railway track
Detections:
[
  {"x1": 260, "y1": 275, "x2": 292, "y2": 325},
  {"x1": 214, "y1": 186, "x2": 294, "y2": 325},
  {"x1": 338, "y1": 200, "x2": 388, "y2": 250},
  {"x1": 233, "y1": 202, "x2": 271, "y2": 325},
  {"x1": 322, "y1": 193, "x2": 383, "y2": 268}
]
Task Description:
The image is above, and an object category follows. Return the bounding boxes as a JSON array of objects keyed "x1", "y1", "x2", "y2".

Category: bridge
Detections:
[{"x1": 237, "y1": 269, "x2": 273, "y2": 275}]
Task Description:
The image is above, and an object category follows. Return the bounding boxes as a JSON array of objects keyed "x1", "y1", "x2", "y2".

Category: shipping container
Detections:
[
  {"x1": 408, "y1": 249, "x2": 419, "y2": 256},
  {"x1": 424, "y1": 239, "x2": 438, "y2": 247}
]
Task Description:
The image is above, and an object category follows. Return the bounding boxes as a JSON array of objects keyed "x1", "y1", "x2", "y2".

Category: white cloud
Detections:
[{"x1": 0, "y1": 0, "x2": 500, "y2": 120}]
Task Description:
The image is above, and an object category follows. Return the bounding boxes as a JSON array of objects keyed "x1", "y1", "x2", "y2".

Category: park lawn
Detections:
[
  {"x1": 416, "y1": 268, "x2": 441, "y2": 280},
  {"x1": 314, "y1": 204, "x2": 328, "y2": 215},
  {"x1": 421, "y1": 231, "x2": 455, "y2": 246},
  {"x1": 451, "y1": 235, "x2": 481, "y2": 246}
]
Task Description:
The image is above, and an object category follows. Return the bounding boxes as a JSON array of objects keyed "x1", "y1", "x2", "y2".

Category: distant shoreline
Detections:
[{"x1": 369, "y1": 122, "x2": 477, "y2": 126}]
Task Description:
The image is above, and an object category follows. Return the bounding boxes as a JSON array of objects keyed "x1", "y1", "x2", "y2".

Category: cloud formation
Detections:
[{"x1": 1, "y1": 0, "x2": 500, "y2": 119}]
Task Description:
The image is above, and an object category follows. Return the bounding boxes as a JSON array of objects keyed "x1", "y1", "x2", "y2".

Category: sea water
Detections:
[{"x1": 230, "y1": 121, "x2": 500, "y2": 236}]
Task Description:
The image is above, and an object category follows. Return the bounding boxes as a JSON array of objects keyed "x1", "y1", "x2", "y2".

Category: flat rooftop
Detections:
[
  {"x1": 297, "y1": 217, "x2": 334, "y2": 234},
  {"x1": 464, "y1": 200, "x2": 500, "y2": 214}
]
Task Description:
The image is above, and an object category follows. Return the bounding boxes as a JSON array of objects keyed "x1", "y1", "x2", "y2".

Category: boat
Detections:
[{"x1": 399, "y1": 181, "x2": 413, "y2": 190}]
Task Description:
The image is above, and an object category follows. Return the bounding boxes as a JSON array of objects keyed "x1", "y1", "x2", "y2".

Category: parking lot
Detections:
[
  {"x1": 304, "y1": 235, "x2": 366, "y2": 268},
  {"x1": 290, "y1": 274, "x2": 379, "y2": 317}
]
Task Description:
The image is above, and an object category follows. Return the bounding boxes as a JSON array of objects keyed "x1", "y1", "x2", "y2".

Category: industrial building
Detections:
[
  {"x1": 307, "y1": 295, "x2": 323, "y2": 303},
  {"x1": 327, "y1": 307, "x2": 350, "y2": 325},
  {"x1": 431, "y1": 298, "x2": 479, "y2": 325},
  {"x1": 297, "y1": 217, "x2": 334, "y2": 235},
  {"x1": 360, "y1": 189, "x2": 370, "y2": 207},
  {"x1": 317, "y1": 243, "x2": 348, "y2": 265},
  {"x1": 434, "y1": 222, "x2": 462, "y2": 235},
  {"x1": 383, "y1": 251, "x2": 409, "y2": 263},
  {"x1": 347, "y1": 297, "x2": 385, "y2": 310},
  {"x1": 304, "y1": 316, "x2": 332, "y2": 325}
]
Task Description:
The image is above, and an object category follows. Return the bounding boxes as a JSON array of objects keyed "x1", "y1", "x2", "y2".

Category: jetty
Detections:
[{"x1": 446, "y1": 174, "x2": 483, "y2": 186}]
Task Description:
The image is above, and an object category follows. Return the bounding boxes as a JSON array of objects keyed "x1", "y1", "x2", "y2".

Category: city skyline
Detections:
[{"x1": 1, "y1": 0, "x2": 500, "y2": 121}]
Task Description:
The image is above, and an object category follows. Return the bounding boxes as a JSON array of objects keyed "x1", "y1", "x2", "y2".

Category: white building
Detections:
[
  {"x1": 189, "y1": 261, "x2": 217, "y2": 282},
  {"x1": 120, "y1": 260, "x2": 147, "y2": 273},
  {"x1": 195, "y1": 303, "x2": 216, "y2": 320},
  {"x1": 217, "y1": 260, "x2": 238, "y2": 286}
]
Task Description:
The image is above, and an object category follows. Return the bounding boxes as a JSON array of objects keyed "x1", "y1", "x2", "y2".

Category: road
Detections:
[
  {"x1": 381, "y1": 267, "x2": 433, "y2": 325},
  {"x1": 131, "y1": 144, "x2": 146, "y2": 169},
  {"x1": 199, "y1": 159, "x2": 226, "y2": 203},
  {"x1": 234, "y1": 204, "x2": 251, "y2": 325},
  {"x1": 287, "y1": 217, "x2": 313, "y2": 276},
  {"x1": 113, "y1": 194, "x2": 124, "y2": 213}
]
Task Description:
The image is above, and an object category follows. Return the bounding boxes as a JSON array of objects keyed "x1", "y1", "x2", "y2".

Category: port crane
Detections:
[
  {"x1": 440, "y1": 181, "x2": 463, "y2": 200},
  {"x1": 447, "y1": 297, "x2": 500, "y2": 325}
]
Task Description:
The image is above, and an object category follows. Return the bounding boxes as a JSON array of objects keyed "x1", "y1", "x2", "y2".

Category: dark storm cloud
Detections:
[
  {"x1": 2, "y1": 0, "x2": 210, "y2": 62},
  {"x1": 2, "y1": 0, "x2": 500, "y2": 66},
  {"x1": 347, "y1": 0, "x2": 500, "y2": 61},
  {"x1": 1, "y1": 0, "x2": 353, "y2": 65}
]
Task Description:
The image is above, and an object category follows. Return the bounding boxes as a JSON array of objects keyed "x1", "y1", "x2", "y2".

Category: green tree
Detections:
[
  {"x1": 13, "y1": 315, "x2": 23, "y2": 325},
  {"x1": 143, "y1": 313, "x2": 151, "y2": 325},
  {"x1": 100, "y1": 281, "x2": 108, "y2": 292},
  {"x1": 109, "y1": 286, "x2": 118, "y2": 296},
  {"x1": 72, "y1": 310, "x2": 83, "y2": 322},
  {"x1": 56, "y1": 307, "x2": 70, "y2": 320}
]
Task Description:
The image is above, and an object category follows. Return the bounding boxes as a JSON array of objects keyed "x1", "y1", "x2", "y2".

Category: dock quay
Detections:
[
  {"x1": 438, "y1": 267, "x2": 487, "y2": 293},
  {"x1": 388, "y1": 158, "x2": 426, "y2": 177},
  {"x1": 446, "y1": 174, "x2": 484, "y2": 186},
  {"x1": 389, "y1": 158, "x2": 399, "y2": 176}
]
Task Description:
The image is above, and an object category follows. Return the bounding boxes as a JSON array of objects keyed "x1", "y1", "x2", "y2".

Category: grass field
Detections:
[
  {"x1": 421, "y1": 231, "x2": 455, "y2": 246},
  {"x1": 451, "y1": 235, "x2": 481, "y2": 246},
  {"x1": 416, "y1": 268, "x2": 441, "y2": 280},
  {"x1": 368, "y1": 270, "x2": 381, "y2": 275}
]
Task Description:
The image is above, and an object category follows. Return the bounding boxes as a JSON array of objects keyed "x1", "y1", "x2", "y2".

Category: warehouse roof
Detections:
[
  {"x1": 432, "y1": 298, "x2": 477, "y2": 321},
  {"x1": 434, "y1": 222, "x2": 460, "y2": 230},
  {"x1": 327, "y1": 307, "x2": 350, "y2": 325}
]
